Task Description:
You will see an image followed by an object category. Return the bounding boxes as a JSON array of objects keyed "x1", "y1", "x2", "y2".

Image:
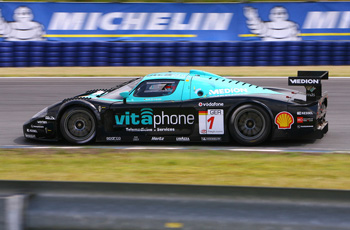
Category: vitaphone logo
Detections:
[{"x1": 115, "y1": 108, "x2": 195, "y2": 128}]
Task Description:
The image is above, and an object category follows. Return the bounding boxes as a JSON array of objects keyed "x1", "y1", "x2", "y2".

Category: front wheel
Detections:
[
  {"x1": 229, "y1": 104, "x2": 271, "y2": 145},
  {"x1": 60, "y1": 107, "x2": 96, "y2": 144}
]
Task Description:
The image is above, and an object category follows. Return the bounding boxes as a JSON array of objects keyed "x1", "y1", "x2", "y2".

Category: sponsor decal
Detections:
[
  {"x1": 288, "y1": 77, "x2": 320, "y2": 85},
  {"x1": 304, "y1": 118, "x2": 313, "y2": 123},
  {"x1": 126, "y1": 128, "x2": 153, "y2": 132},
  {"x1": 275, "y1": 111, "x2": 294, "y2": 129},
  {"x1": 26, "y1": 129, "x2": 38, "y2": 133},
  {"x1": 106, "y1": 137, "x2": 121, "y2": 141},
  {"x1": 297, "y1": 117, "x2": 304, "y2": 123},
  {"x1": 209, "y1": 88, "x2": 248, "y2": 95},
  {"x1": 244, "y1": 6, "x2": 301, "y2": 41},
  {"x1": 297, "y1": 125, "x2": 314, "y2": 129},
  {"x1": 133, "y1": 136, "x2": 139, "y2": 141},
  {"x1": 198, "y1": 102, "x2": 224, "y2": 107},
  {"x1": 143, "y1": 98, "x2": 162, "y2": 101},
  {"x1": 201, "y1": 137, "x2": 222, "y2": 141},
  {"x1": 199, "y1": 109, "x2": 224, "y2": 135},
  {"x1": 0, "y1": 6, "x2": 46, "y2": 41},
  {"x1": 151, "y1": 137, "x2": 164, "y2": 141},
  {"x1": 115, "y1": 108, "x2": 195, "y2": 129},
  {"x1": 25, "y1": 134, "x2": 36, "y2": 138},
  {"x1": 98, "y1": 106, "x2": 107, "y2": 113},
  {"x1": 37, "y1": 120, "x2": 48, "y2": 124},
  {"x1": 297, "y1": 111, "x2": 313, "y2": 115},
  {"x1": 156, "y1": 127, "x2": 175, "y2": 132},
  {"x1": 176, "y1": 137, "x2": 190, "y2": 142},
  {"x1": 31, "y1": 125, "x2": 44, "y2": 129},
  {"x1": 48, "y1": 12, "x2": 233, "y2": 31},
  {"x1": 297, "y1": 117, "x2": 314, "y2": 123},
  {"x1": 303, "y1": 11, "x2": 350, "y2": 29},
  {"x1": 45, "y1": 116, "x2": 55, "y2": 120}
]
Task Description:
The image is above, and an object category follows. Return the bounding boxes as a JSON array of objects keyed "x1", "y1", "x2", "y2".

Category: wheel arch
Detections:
[
  {"x1": 227, "y1": 100, "x2": 274, "y2": 125},
  {"x1": 57, "y1": 100, "x2": 101, "y2": 138},
  {"x1": 227, "y1": 100, "x2": 275, "y2": 144}
]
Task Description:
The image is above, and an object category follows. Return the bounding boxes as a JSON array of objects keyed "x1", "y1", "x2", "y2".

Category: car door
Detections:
[
  {"x1": 107, "y1": 79, "x2": 194, "y2": 142},
  {"x1": 180, "y1": 74, "x2": 227, "y2": 142}
]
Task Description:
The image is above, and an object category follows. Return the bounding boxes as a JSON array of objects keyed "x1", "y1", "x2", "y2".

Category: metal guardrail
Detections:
[{"x1": 1, "y1": 180, "x2": 350, "y2": 230}]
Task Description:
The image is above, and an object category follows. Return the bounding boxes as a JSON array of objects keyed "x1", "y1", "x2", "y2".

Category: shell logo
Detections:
[{"x1": 275, "y1": 112, "x2": 294, "y2": 129}]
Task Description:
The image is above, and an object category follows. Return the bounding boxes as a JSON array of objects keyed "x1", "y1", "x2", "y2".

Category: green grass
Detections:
[{"x1": 1, "y1": 149, "x2": 349, "y2": 190}]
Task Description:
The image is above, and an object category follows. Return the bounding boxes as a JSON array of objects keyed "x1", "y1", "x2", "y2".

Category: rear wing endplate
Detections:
[{"x1": 288, "y1": 71, "x2": 328, "y2": 102}]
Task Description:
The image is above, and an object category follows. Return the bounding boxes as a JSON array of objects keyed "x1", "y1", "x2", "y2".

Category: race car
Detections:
[{"x1": 23, "y1": 69, "x2": 328, "y2": 146}]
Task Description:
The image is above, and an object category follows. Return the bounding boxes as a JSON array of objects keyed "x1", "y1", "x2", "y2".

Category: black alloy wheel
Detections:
[
  {"x1": 229, "y1": 104, "x2": 271, "y2": 145},
  {"x1": 60, "y1": 107, "x2": 96, "y2": 144}
]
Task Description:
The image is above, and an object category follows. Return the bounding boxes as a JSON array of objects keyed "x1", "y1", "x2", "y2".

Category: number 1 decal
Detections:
[
  {"x1": 207, "y1": 116, "x2": 215, "y2": 130},
  {"x1": 199, "y1": 109, "x2": 224, "y2": 135}
]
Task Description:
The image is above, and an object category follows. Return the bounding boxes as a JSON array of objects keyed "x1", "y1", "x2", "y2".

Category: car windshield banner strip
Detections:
[{"x1": 2, "y1": 2, "x2": 350, "y2": 41}]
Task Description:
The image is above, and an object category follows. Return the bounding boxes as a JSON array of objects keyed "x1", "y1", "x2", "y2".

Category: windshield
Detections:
[{"x1": 100, "y1": 78, "x2": 142, "y2": 100}]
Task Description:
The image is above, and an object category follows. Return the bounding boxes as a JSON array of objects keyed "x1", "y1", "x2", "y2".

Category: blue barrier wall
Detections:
[
  {"x1": 2, "y1": 2, "x2": 350, "y2": 42},
  {"x1": 0, "y1": 41, "x2": 349, "y2": 67}
]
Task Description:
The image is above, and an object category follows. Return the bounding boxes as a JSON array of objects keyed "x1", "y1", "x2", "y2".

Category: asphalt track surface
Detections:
[{"x1": 0, "y1": 77, "x2": 349, "y2": 152}]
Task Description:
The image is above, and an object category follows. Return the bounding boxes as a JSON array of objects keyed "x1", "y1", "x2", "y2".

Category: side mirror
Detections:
[
  {"x1": 120, "y1": 91, "x2": 129, "y2": 104},
  {"x1": 120, "y1": 91, "x2": 129, "y2": 99}
]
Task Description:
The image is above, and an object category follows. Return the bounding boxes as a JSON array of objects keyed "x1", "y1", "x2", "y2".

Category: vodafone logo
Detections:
[{"x1": 198, "y1": 102, "x2": 224, "y2": 107}]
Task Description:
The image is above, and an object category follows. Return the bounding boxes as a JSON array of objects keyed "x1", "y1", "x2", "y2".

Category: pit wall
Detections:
[{"x1": 0, "y1": 41, "x2": 348, "y2": 67}]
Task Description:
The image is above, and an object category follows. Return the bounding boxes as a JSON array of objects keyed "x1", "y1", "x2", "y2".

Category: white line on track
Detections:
[
  {"x1": 231, "y1": 149, "x2": 283, "y2": 152},
  {"x1": 1, "y1": 145, "x2": 349, "y2": 153}
]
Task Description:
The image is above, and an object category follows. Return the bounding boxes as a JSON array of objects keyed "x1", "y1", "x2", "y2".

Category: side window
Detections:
[{"x1": 133, "y1": 80, "x2": 179, "y2": 97}]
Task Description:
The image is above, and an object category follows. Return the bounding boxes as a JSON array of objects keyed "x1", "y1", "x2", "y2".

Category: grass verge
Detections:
[
  {"x1": 1, "y1": 149, "x2": 349, "y2": 190},
  {"x1": 0, "y1": 66, "x2": 349, "y2": 77}
]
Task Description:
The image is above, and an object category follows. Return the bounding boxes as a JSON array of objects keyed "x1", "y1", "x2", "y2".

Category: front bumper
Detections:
[{"x1": 23, "y1": 117, "x2": 58, "y2": 141}]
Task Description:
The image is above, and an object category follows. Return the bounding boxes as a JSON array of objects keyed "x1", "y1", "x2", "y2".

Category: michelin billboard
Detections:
[{"x1": 0, "y1": 2, "x2": 350, "y2": 41}]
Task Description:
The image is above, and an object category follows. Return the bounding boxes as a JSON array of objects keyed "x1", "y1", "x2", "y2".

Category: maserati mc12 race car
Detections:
[{"x1": 23, "y1": 70, "x2": 328, "y2": 145}]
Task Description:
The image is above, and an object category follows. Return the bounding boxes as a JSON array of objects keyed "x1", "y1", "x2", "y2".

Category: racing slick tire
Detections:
[
  {"x1": 60, "y1": 107, "x2": 96, "y2": 144},
  {"x1": 229, "y1": 104, "x2": 271, "y2": 146}
]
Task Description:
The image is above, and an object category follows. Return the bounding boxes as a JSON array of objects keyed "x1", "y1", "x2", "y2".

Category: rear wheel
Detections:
[
  {"x1": 60, "y1": 107, "x2": 96, "y2": 144},
  {"x1": 229, "y1": 104, "x2": 271, "y2": 145}
]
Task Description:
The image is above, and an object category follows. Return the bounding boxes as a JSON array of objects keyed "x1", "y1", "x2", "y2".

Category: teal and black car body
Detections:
[{"x1": 23, "y1": 70, "x2": 328, "y2": 145}]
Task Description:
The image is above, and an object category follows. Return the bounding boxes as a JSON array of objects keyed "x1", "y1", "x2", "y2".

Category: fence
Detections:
[
  {"x1": 1, "y1": 180, "x2": 350, "y2": 230},
  {"x1": 0, "y1": 41, "x2": 349, "y2": 67}
]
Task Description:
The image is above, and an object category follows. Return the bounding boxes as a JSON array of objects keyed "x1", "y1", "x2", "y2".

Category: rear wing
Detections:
[{"x1": 288, "y1": 71, "x2": 328, "y2": 102}]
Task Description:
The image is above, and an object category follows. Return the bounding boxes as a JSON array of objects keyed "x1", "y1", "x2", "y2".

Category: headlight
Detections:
[{"x1": 32, "y1": 107, "x2": 48, "y2": 119}]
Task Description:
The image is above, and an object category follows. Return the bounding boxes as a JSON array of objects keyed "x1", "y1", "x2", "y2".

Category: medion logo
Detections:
[
  {"x1": 209, "y1": 88, "x2": 248, "y2": 95},
  {"x1": 289, "y1": 78, "x2": 320, "y2": 85},
  {"x1": 115, "y1": 108, "x2": 195, "y2": 128}
]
